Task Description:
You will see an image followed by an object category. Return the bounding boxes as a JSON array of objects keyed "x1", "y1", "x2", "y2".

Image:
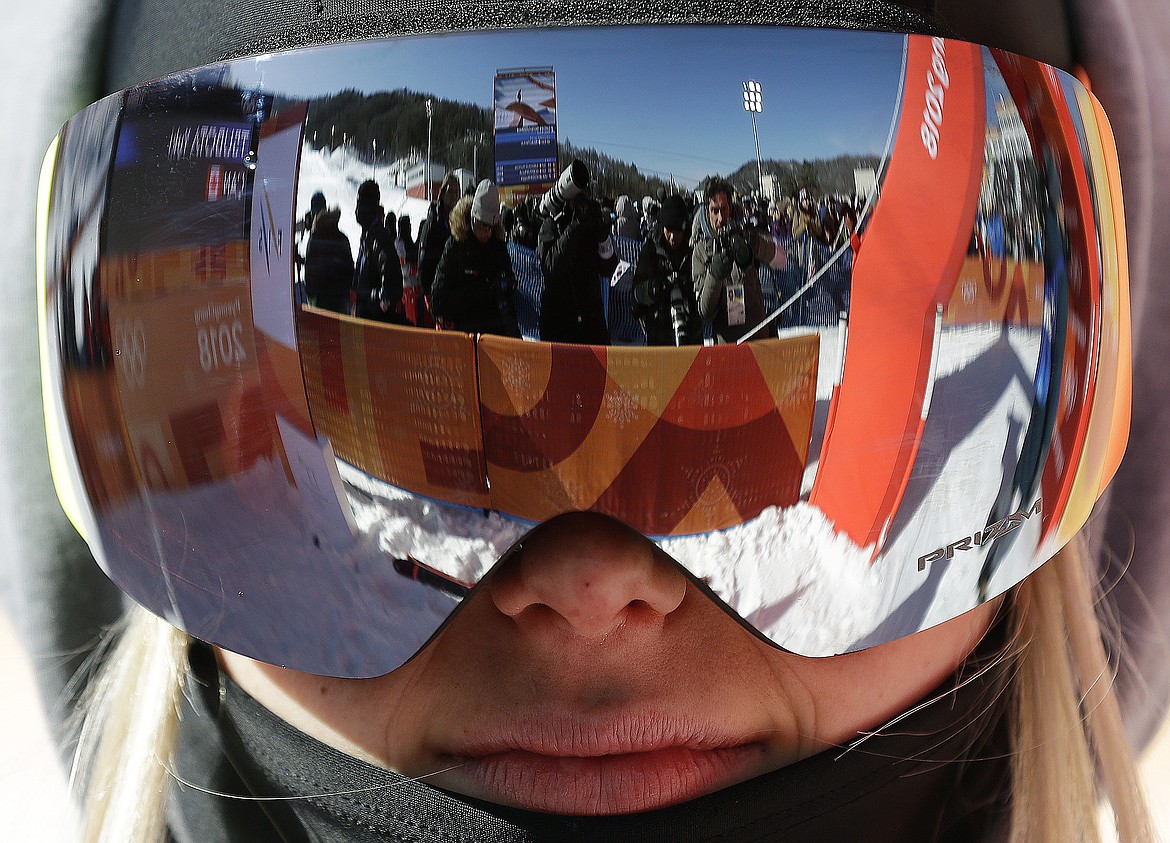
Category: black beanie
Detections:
[{"x1": 658, "y1": 195, "x2": 689, "y2": 232}]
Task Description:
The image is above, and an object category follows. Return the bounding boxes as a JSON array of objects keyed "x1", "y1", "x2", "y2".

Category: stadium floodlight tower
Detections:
[
  {"x1": 743, "y1": 80, "x2": 764, "y2": 196},
  {"x1": 426, "y1": 98, "x2": 434, "y2": 202}
]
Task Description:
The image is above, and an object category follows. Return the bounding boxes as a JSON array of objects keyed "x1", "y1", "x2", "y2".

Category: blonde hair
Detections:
[
  {"x1": 71, "y1": 538, "x2": 1154, "y2": 841},
  {"x1": 70, "y1": 611, "x2": 187, "y2": 843},
  {"x1": 1008, "y1": 535, "x2": 1155, "y2": 842}
]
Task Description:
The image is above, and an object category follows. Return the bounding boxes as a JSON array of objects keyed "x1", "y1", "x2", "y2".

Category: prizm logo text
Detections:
[
  {"x1": 917, "y1": 499, "x2": 1042, "y2": 571},
  {"x1": 919, "y1": 37, "x2": 950, "y2": 160}
]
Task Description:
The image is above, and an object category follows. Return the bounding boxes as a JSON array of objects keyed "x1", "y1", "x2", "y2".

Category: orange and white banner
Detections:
[
  {"x1": 810, "y1": 35, "x2": 987, "y2": 552},
  {"x1": 296, "y1": 313, "x2": 820, "y2": 536}
]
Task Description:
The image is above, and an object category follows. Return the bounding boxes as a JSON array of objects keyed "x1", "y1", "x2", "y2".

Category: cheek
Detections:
[
  {"x1": 218, "y1": 648, "x2": 437, "y2": 770},
  {"x1": 782, "y1": 600, "x2": 1000, "y2": 746}
]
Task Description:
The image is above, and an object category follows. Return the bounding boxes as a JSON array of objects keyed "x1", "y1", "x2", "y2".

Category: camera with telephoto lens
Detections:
[
  {"x1": 540, "y1": 159, "x2": 591, "y2": 218},
  {"x1": 715, "y1": 218, "x2": 755, "y2": 269},
  {"x1": 668, "y1": 281, "x2": 688, "y2": 346},
  {"x1": 636, "y1": 270, "x2": 691, "y2": 346}
]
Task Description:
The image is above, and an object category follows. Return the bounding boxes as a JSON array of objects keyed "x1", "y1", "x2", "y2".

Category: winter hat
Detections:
[
  {"x1": 471, "y1": 180, "x2": 501, "y2": 226},
  {"x1": 658, "y1": 195, "x2": 689, "y2": 232},
  {"x1": 314, "y1": 207, "x2": 342, "y2": 234}
]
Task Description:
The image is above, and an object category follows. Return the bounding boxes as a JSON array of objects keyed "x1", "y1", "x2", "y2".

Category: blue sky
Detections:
[{"x1": 235, "y1": 26, "x2": 909, "y2": 187}]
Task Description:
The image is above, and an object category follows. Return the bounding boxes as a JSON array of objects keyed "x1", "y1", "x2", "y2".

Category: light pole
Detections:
[
  {"x1": 425, "y1": 98, "x2": 434, "y2": 202},
  {"x1": 743, "y1": 80, "x2": 764, "y2": 196},
  {"x1": 469, "y1": 130, "x2": 485, "y2": 181}
]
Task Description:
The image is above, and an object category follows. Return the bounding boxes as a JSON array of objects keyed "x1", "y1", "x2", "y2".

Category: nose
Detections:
[{"x1": 488, "y1": 513, "x2": 688, "y2": 638}]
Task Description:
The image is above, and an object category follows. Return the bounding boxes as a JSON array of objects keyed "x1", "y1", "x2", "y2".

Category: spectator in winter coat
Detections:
[
  {"x1": 431, "y1": 180, "x2": 520, "y2": 337},
  {"x1": 298, "y1": 190, "x2": 327, "y2": 239},
  {"x1": 396, "y1": 215, "x2": 418, "y2": 267},
  {"x1": 613, "y1": 195, "x2": 642, "y2": 240},
  {"x1": 769, "y1": 200, "x2": 793, "y2": 239},
  {"x1": 352, "y1": 179, "x2": 405, "y2": 323},
  {"x1": 396, "y1": 214, "x2": 427, "y2": 326},
  {"x1": 639, "y1": 195, "x2": 660, "y2": 240},
  {"x1": 417, "y1": 173, "x2": 462, "y2": 297},
  {"x1": 693, "y1": 177, "x2": 785, "y2": 343},
  {"x1": 303, "y1": 207, "x2": 354, "y2": 314},
  {"x1": 293, "y1": 190, "x2": 327, "y2": 281}
]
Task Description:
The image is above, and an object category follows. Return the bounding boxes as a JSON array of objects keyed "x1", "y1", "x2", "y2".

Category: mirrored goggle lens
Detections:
[{"x1": 37, "y1": 26, "x2": 1129, "y2": 677}]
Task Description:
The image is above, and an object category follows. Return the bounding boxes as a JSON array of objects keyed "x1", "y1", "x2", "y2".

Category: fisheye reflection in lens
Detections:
[{"x1": 288, "y1": 28, "x2": 894, "y2": 348}]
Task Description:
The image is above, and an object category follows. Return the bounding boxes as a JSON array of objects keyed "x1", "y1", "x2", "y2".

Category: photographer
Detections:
[
  {"x1": 792, "y1": 186, "x2": 828, "y2": 245},
  {"x1": 431, "y1": 180, "x2": 520, "y2": 337},
  {"x1": 536, "y1": 160, "x2": 614, "y2": 344},
  {"x1": 693, "y1": 177, "x2": 785, "y2": 343},
  {"x1": 633, "y1": 194, "x2": 701, "y2": 345}
]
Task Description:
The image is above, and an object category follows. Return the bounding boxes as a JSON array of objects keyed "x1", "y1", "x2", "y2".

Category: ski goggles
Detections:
[{"x1": 37, "y1": 26, "x2": 1129, "y2": 678}]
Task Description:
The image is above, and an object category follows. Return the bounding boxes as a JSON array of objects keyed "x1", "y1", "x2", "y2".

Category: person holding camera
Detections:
[
  {"x1": 633, "y1": 194, "x2": 702, "y2": 345},
  {"x1": 536, "y1": 160, "x2": 614, "y2": 345},
  {"x1": 792, "y1": 186, "x2": 829, "y2": 245},
  {"x1": 693, "y1": 177, "x2": 785, "y2": 343},
  {"x1": 431, "y1": 180, "x2": 521, "y2": 337}
]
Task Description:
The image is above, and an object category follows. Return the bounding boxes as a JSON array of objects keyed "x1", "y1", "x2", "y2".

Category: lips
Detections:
[{"x1": 435, "y1": 714, "x2": 768, "y2": 815}]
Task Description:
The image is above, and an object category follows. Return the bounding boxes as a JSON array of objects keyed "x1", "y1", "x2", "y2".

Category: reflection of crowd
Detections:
[
  {"x1": 298, "y1": 164, "x2": 863, "y2": 345},
  {"x1": 974, "y1": 162, "x2": 1045, "y2": 263}
]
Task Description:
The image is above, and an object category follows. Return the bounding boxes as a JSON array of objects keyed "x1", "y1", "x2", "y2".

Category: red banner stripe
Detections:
[{"x1": 809, "y1": 36, "x2": 986, "y2": 552}]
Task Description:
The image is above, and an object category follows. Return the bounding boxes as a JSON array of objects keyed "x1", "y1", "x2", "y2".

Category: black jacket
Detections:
[
  {"x1": 304, "y1": 221, "x2": 354, "y2": 315},
  {"x1": 431, "y1": 198, "x2": 520, "y2": 336},
  {"x1": 353, "y1": 222, "x2": 404, "y2": 323},
  {"x1": 537, "y1": 204, "x2": 611, "y2": 345},
  {"x1": 632, "y1": 230, "x2": 701, "y2": 346},
  {"x1": 417, "y1": 200, "x2": 453, "y2": 296}
]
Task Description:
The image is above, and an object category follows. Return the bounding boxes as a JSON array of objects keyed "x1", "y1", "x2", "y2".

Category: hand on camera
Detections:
[
  {"x1": 575, "y1": 197, "x2": 603, "y2": 233},
  {"x1": 708, "y1": 249, "x2": 733, "y2": 281},
  {"x1": 730, "y1": 233, "x2": 754, "y2": 269},
  {"x1": 635, "y1": 276, "x2": 664, "y2": 307}
]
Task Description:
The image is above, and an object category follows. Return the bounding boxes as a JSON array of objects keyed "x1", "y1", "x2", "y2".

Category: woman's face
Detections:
[
  {"x1": 472, "y1": 218, "x2": 494, "y2": 244},
  {"x1": 221, "y1": 513, "x2": 997, "y2": 816}
]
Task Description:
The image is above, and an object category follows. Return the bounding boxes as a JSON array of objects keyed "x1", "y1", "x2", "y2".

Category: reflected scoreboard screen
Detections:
[{"x1": 493, "y1": 68, "x2": 558, "y2": 188}]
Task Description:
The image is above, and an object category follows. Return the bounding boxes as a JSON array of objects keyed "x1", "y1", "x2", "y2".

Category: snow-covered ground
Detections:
[{"x1": 295, "y1": 142, "x2": 433, "y2": 247}]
